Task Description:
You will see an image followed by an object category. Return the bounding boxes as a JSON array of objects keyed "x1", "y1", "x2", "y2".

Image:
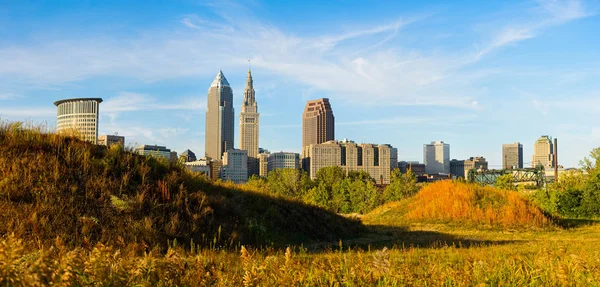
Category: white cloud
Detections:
[{"x1": 102, "y1": 92, "x2": 206, "y2": 113}]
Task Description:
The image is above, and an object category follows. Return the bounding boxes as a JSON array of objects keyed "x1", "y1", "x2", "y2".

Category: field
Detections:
[
  {"x1": 3, "y1": 218, "x2": 600, "y2": 286},
  {"x1": 2, "y1": 122, "x2": 600, "y2": 286}
]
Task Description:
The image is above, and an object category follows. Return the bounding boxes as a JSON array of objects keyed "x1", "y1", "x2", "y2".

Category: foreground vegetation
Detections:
[{"x1": 2, "y1": 121, "x2": 600, "y2": 286}]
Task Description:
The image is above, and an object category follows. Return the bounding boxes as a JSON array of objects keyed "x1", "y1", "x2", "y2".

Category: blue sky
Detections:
[{"x1": 1, "y1": 0, "x2": 599, "y2": 168}]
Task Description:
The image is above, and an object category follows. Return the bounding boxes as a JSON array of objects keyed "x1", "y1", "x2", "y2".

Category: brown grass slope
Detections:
[
  {"x1": 0, "y1": 122, "x2": 362, "y2": 250},
  {"x1": 365, "y1": 180, "x2": 554, "y2": 229}
]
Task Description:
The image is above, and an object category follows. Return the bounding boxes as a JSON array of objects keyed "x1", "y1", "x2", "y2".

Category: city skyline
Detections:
[{"x1": 1, "y1": 0, "x2": 599, "y2": 168}]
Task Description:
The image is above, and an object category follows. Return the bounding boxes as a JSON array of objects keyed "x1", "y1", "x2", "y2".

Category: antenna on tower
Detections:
[{"x1": 248, "y1": 59, "x2": 251, "y2": 71}]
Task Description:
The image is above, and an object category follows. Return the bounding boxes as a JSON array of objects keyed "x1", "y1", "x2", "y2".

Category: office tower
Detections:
[
  {"x1": 221, "y1": 149, "x2": 248, "y2": 184},
  {"x1": 180, "y1": 149, "x2": 197, "y2": 162},
  {"x1": 450, "y1": 159, "x2": 465, "y2": 178},
  {"x1": 423, "y1": 141, "x2": 450, "y2": 174},
  {"x1": 303, "y1": 140, "x2": 398, "y2": 184},
  {"x1": 502, "y1": 142, "x2": 523, "y2": 169},
  {"x1": 532, "y1": 135, "x2": 554, "y2": 168},
  {"x1": 268, "y1": 152, "x2": 300, "y2": 172},
  {"x1": 258, "y1": 149, "x2": 270, "y2": 177},
  {"x1": 134, "y1": 145, "x2": 177, "y2": 162},
  {"x1": 302, "y1": 98, "x2": 334, "y2": 157},
  {"x1": 239, "y1": 68, "x2": 260, "y2": 176},
  {"x1": 54, "y1": 98, "x2": 102, "y2": 144},
  {"x1": 464, "y1": 156, "x2": 488, "y2": 176},
  {"x1": 205, "y1": 70, "x2": 234, "y2": 161},
  {"x1": 97, "y1": 135, "x2": 124, "y2": 147}
]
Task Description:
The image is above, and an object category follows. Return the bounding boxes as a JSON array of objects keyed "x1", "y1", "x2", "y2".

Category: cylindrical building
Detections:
[{"x1": 54, "y1": 98, "x2": 103, "y2": 144}]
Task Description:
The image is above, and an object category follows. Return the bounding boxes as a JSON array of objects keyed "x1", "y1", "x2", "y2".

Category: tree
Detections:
[
  {"x1": 495, "y1": 174, "x2": 516, "y2": 191},
  {"x1": 266, "y1": 169, "x2": 312, "y2": 198},
  {"x1": 315, "y1": 166, "x2": 346, "y2": 187},
  {"x1": 382, "y1": 168, "x2": 418, "y2": 202}
]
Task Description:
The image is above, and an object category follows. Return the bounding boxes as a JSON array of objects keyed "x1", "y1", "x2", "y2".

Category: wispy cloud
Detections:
[
  {"x1": 474, "y1": 0, "x2": 591, "y2": 61},
  {"x1": 102, "y1": 92, "x2": 206, "y2": 113}
]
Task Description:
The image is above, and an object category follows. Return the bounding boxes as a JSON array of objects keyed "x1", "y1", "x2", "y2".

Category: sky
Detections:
[{"x1": 1, "y1": 0, "x2": 599, "y2": 168}]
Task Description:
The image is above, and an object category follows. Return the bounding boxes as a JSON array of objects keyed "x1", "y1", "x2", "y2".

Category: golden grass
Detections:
[{"x1": 403, "y1": 181, "x2": 553, "y2": 229}]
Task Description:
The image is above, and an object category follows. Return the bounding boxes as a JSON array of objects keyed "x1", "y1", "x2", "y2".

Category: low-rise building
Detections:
[
  {"x1": 184, "y1": 159, "x2": 211, "y2": 177},
  {"x1": 268, "y1": 152, "x2": 300, "y2": 172},
  {"x1": 180, "y1": 149, "x2": 197, "y2": 162},
  {"x1": 221, "y1": 149, "x2": 248, "y2": 184},
  {"x1": 135, "y1": 145, "x2": 177, "y2": 162},
  {"x1": 464, "y1": 156, "x2": 488, "y2": 177},
  {"x1": 450, "y1": 159, "x2": 465, "y2": 178},
  {"x1": 97, "y1": 135, "x2": 125, "y2": 147}
]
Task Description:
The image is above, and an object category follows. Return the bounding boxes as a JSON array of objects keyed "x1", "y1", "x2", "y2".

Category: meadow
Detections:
[{"x1": 1, "y1": 121, "x2": 600, "y2": 286}]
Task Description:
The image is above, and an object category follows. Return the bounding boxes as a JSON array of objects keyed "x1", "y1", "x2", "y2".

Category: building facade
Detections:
[
  {"x1": 180, "y1": 149, "x2": 197, "y2": 163},
  {"x1": 258, "y1": 149, "x2": 270, "y2": 177},
  {"x1": 134, "y1": 145, "x2": 177, "y2": 162},
  {"x1": 54, "y1": 98, "x2": 103, "y2": 144},
  {"x1": 502, "y1": 142, "x2": 523, "y2": 169},
  {"x1": 398, "y1": 161, "x2": 426, "y2": 176},
  {"x1": 533, "y1": 135, "x2": 554, "y2": 169},
  {"x1": 205, "y1": 70, "x2": 234, "y2": 161},
  {"x1": 450, "y1": 159, "x2": 465, "y2": 178},
  {"x1": 239, "y1": 68, "x2": 260, "y2": 177},
  {"x1": 97, "y1": 134, "x2": 124, "y2": 147},
  {"x1": 184, "y1": 159, "x2": 211, "y2": 177},
  {"x1": 302, "y1": 98, "x2": 334, "y2": 157},
  {"x1": 423, "y1": 141, "x2": 450, "y2": 174},
  {"x1": 268, "y1": 152, "x2": 300, "y2": 172},
  {"x1": 221, "y1": 149, "x2": 248, "y2": 184},
  {"x1": 303, "y1": 140, "x2": 398, "y2": 184},
  {"x1": 464, "y1": 156, "x2": 488, "y2": 176}
]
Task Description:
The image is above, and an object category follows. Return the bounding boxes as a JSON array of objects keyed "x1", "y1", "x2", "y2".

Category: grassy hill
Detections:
[
  {"x1": 364, "y1": 180, "x2": 554, "y2": 229},
  {"x1": 0, "y1": 122, "x2": 362, "y2": 250}
]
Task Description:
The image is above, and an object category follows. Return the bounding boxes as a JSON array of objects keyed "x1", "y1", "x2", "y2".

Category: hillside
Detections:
[
  {"x1": 0, "y1": 122, "x2": 362, "y2": 250},
  {"x1": 364, "y1": 180, "x2": 554, "y2": 229}
]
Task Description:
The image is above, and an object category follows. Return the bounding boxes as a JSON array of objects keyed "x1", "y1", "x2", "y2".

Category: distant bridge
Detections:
[{"x1": 467, "y1": 167, "x2": 545, "y2": 188}]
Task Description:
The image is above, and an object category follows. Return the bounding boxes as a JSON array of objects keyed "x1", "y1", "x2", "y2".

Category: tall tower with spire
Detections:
[
  {"x1": 205, "y1": 70, "x2": 234, "y2": 161},
  {"x1": 239, "y1": 66, "x2": 260, "y2": 176}
]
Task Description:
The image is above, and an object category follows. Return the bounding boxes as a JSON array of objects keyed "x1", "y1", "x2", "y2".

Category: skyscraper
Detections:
[
  {"x1": 502, "y1": 142, "x2": 523, "y2": 169},
  {"x1": 54, "y1": 98, "x2": 102, "y2": 144},
  {"x1": 205, "y1": 70, "x2": 234, "y2": 161},
  {"x1": 533, "y1": 135, "x2": 554, "y2": 168},
  {"x1": 239, "y1": 68, "x2": 259, "y2": 176},
  {"x1": 423, "y1": 141, "x2": 450, "y2": 174},
  {"x1": 302, "y1": 98, "x2": 334, "y2": 157}
]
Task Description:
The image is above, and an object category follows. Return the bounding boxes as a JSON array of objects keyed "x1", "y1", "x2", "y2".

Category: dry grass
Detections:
[
  {"x1": 2, "y1": 225, "x2": 600, "y2": 286},
  {"x1": 402, "y1": 181, "x2": 553, "y2": 229}
]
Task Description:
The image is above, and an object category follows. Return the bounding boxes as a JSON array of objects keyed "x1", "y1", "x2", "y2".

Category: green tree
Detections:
[
  {"x1": 315, "y1": 166, "x2": 346, "y2": 187},
  {"x1": 495, "y1": 174, "x2": 516, "y2": 191},
  {"x1": 382, "y1": 168, "x2": 418, "y2": 202},
  {"x1": 266, "y1": 169, "x2": 312, "y2": 198},
  {"x1": 245, "y1": 175, "x2": 269, "y2": 192}
]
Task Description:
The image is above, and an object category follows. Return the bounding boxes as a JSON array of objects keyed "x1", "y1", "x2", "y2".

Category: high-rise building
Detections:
[
  {"x1": 502, "y1": 142, "x2": 523, "y2": 169},
  {"x1": 268, "y1": 152, "x2": 300, "y2": 172},
  {"x1": 464, "y1": 156, "x2": 488, "y2": 176},
  {"x1": 97, "y1": 134, "x2": 124, "y2": 147},
  {"x1": 423, "y1": 141, "x2": 450, "y2": 174},
  {"x1": 258, "y1": 149, "x2": 270, "y2": 177},
  {"x1": 221, "y1": 149, "x2": 248, "y2": 184},
  {"x1": 302, "y1": 98, "x2": 334, "y2": 157},
  {"x1": 135, "y1": 145, "x2": 177, "y2": 162},
  {"x1": 533, "y1": 135, "x2": 554, "y2": 169},
  {"x1": 205, "y1": 70, "x2": 234, "y2": 161},
  {"x1": 303, "y1": 139, "x2": 398, "y2": 184},
  {"x1": 54, "y1": 98, "x2": 102, "y2": 144},
  {"x1": 239, "y1": 68, "x2": 260, "y2": 177}
]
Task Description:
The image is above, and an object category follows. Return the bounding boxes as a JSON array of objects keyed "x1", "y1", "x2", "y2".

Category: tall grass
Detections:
[
  {"x1": 0, "y1": 121, "x2": 361, "y2": 251},
  {"x1": 405, "y1": 181, "x2": 553, "y2": 228}
]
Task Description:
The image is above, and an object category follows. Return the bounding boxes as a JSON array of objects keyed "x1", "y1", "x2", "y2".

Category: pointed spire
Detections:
[
  {"x1": 242, "y1": 62, "x2": 256, "y2": 108},
  {"x1": 211, "y1": 69, "x2": 230, "y2": 88}
]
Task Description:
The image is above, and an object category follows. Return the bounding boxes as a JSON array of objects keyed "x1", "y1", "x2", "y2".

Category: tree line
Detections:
[{"x1": 244, "y1": 166, "x2": 419, "y2": 214}]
